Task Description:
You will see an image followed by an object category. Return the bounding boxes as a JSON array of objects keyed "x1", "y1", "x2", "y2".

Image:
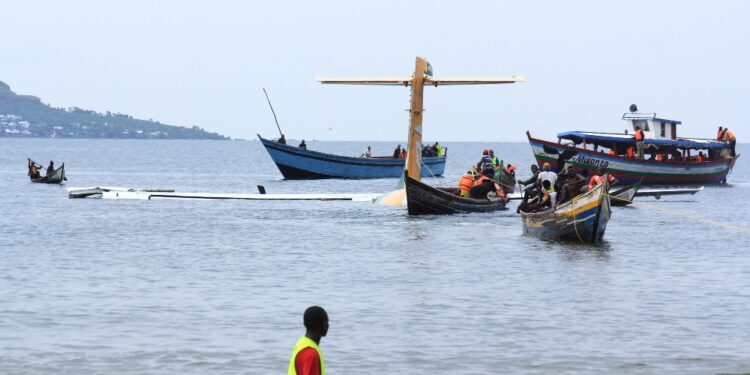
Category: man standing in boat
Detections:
[
  {"x1": 298, "y1": 139, "x2": 307, "y2": 150},
  {"x1": 46, "y1": 161, "x2": 55, "y2": 177},
  {"x1": 723, "y1": 128, "x2": 737, "y2": 157},
  {"x1": 278, "y1": 134, "x2": 287, "y2": 144},
  {"x1": 634, "y1": 126, "x2": 645, "y2": 159},
  {"x1": 288, "y1": 306, "x2": 328, "y2": 375},
  {"x1": 392, "y1": 145, "x2": 401, "y2": 159}
]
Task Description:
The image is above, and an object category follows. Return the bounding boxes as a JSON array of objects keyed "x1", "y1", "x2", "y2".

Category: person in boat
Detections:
[
  {"x1": 557, "y1": 165, "x2": 586, "y2": 204},
  {"x1": 506, "y1": 164, "x2": 516, "y2": 177},
  {"x1": 288, "y1": 306, "x2": 328, "y2": 375},
  {"x1": 435, "y1": 142, "x2": 444, "y2": 157},
  {"x1": 469, "y1": 169, "x2": 503, "y2": 200},
  {"x1": 476, "y1": 150, "x2": 494, "y2": 173},
  {"x1": 393, "y1": 145, "x2": 401, "y2": 159},
  {"x1": 46, "y1": 161, "x2": 55, "y2": 177},
  {"x1": 717, "y1": 126, "x2": 726, "y2": 141},
  {"x1": 519, "y1": 164, "x2": 540, "y2": 192},
  {"x1": 27, "y1": 159, "x2": 41, "y2": 180},
  {"x1": 587, "y1": 167, "x2": 618, "y2": 189},
  {"x1": 536, "y1": 162, "x2": 557, "y2": 192},
  {"x1": 458, "y1": 170, "x2": 475, "y2": 198},
  {"x1": 634, "y1": 126, "x2": 645, "y2": 159},
  {"x1": 723, "y1": 128, "x2": 736, "y2": 157},
  {"x1": 361, "y1": 146, "x2": 372, "y2": 158},
  {"x1": 278, "y1": 134, "x2": 287, "y2": 144},
  {"x1": 696, "y1": 151, "x2": 705, "y2": 162},
  {"x1": 400, "y1": 148, "x2": 407, "y2": 158},
  {"x1": 489, "y1": 150, "x2": 499, "y2": 168},
  {"x1": 298, "y1": 139, "x2": 307, "y2": 150}
]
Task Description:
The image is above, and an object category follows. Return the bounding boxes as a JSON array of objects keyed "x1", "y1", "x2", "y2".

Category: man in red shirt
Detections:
[{"x1": 288, "y1": 306, "x2": 329, "y2": 375}]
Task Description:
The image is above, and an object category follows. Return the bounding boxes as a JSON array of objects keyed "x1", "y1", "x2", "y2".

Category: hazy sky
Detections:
[{"x1": 2, "y1": 1, "x2": 748, "y2": 141}]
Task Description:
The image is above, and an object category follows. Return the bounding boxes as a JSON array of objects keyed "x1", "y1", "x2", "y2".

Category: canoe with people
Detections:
[{"x1": 28, "y1": 158, "x2": 66, "y2": 184}]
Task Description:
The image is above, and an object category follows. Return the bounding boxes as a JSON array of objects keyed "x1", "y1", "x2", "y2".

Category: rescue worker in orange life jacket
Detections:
[
  {"x1": 723, "y1": 128, "x2": 737, "y2": 157},
  {"x1": 588, "y1": 167, "x2": 618, "y2": 188},
  {"x1": 634, "y1": 127, "x2": 645, "y2": 158},
  {"x1": 458, "y1": 171, "x2": 475, "y2": 198},
  {"x1": 470, "y1": 169, "x2": 504, "y2": 200},
  {"x1": 506, "y1": 164, "x2": 517, "y2": 177}
]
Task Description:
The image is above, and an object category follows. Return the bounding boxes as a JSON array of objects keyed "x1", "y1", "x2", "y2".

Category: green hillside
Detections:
[{"x1": 0, "y1": 81, "x2": 227, "y2": 139}]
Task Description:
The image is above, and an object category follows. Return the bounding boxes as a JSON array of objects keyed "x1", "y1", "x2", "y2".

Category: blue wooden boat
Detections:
[{"x1": 258, "y1": 135, "x2": 447, "y2": 179}]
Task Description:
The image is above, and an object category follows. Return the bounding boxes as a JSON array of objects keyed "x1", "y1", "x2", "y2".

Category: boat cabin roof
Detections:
[
  {"x1": 622, "y1": 112, "x2": 682, "y2": 124},
  {"x1": 557, "y1": 131, "x2": 727, "y2": 150}
]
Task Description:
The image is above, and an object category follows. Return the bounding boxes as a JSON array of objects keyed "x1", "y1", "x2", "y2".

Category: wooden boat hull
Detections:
[
  {"x1": 610, "y1": 179, "x2": 642, "y2": 206},
  {"x1": 31, "y1": 164, "x2": 65, "y2": 184},
  {"x1": 259, "y1": 135, "x2": 446, "y2": 179},
  {"x1": 405, "y1": 175, "x2": 507, "y2": 215},
  {"x1": 520, "y1": 180, "x2": 611, "y2": 243},
  {"x1": 527, "y1": 135, "x2": 738, "y2": 185}
]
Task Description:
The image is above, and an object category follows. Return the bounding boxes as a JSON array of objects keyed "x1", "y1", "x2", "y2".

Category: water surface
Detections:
[{"x1": 2, "y1": 139, "x2": 749, "y2": 374}]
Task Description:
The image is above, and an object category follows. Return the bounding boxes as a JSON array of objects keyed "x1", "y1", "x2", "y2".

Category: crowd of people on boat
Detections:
[
  {"x1": 453, "y1": 149, "x2": 518, "y2": 201},
  {"x1": 516, "y1": 162, "x2": 617, "y2": 213}
]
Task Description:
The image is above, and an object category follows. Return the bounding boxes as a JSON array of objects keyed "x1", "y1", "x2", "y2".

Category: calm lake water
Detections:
[{"x1": 2, "y1": 138, "x2": 749, "y2": 374}]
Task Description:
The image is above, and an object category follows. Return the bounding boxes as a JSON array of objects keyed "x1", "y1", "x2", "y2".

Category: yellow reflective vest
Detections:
[{"x1": 288, "y1": 336, "x2": 325, "y2": 375}]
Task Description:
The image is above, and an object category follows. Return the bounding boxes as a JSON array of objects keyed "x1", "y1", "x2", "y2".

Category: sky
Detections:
[{"x1": 1, "y1": 0, "x2": 748, "y2": 141}]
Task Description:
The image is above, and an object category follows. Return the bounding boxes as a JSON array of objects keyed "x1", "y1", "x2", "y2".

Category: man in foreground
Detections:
[{"x1": 288, "y1": 306, "x2": 329, "y2": 375}]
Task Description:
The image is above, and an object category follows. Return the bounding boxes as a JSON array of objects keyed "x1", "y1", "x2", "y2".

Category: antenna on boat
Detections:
[{"x1": 262, "y1": 88, "x2": 284, "y2": 138}]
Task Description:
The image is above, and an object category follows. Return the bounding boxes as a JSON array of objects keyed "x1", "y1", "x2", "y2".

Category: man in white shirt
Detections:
[
  {"x1": 537, "y1": 162, "x2": 558, "y2": 189},
  {"x1": 362, "y1": 146, "x2": 372, "y2": 158}
]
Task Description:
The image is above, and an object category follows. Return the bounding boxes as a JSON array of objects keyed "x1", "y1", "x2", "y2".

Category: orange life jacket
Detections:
[
  {"x1": 655, "y1": 153, "x2": 664, "y2": 161},
  {"x1": 626, "y1": 147, "x2": 634, "y2": 158},
  {"x1": 725, "y1": 130, "x2": 736, "y2": 141},
  {"x1": 635, "y1": 129, "x2": 644, "y2": 141},
  {"x1": 458, "y1": 174, "x2": 474, "y2": 191},
  {"x1": 696, "y1": 154, "x2": 704, "y2": 162},
  {"x1": 588, "y1": 175, "x2": 603, "y2": 188},
  {"x1": 507, "y1": 165, "x2": 517, "y2": 174},
  {"x1": 473, "y1": 175, "x2": 490, "y2": 188},
  {"x1": 608, "y1": 150, "x2": 616, "y2": 156}
]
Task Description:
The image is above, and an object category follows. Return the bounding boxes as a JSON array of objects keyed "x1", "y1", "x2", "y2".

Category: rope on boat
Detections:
[{"x1": 605, "y1": 194, "x2": 750, "y2": 234}]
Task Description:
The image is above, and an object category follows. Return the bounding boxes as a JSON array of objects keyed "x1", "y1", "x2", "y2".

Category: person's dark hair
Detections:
[
  {"x1": 531, "y1": 164, "x2": 538, "y2": 170},
  {"x1": 304, "y1": 306, "x2": 328, "y2": 332},
  {"x1": 542, "y1": 180, "x2": 551, "y2": 189}
]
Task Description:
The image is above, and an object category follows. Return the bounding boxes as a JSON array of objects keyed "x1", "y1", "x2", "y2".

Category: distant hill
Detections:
[{"x1": 0, "y1": 80, "x2": 228, "y2": 139}]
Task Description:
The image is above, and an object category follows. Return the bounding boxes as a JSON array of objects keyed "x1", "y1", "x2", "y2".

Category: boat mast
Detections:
[{"x1": 406, "y1": 57, "x2": 427, "y2": 180}]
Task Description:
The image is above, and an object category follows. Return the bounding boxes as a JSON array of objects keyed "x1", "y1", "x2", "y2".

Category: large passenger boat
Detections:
[{"x1": 527, "y1": 106, "x2": 739, "y2": 185}]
